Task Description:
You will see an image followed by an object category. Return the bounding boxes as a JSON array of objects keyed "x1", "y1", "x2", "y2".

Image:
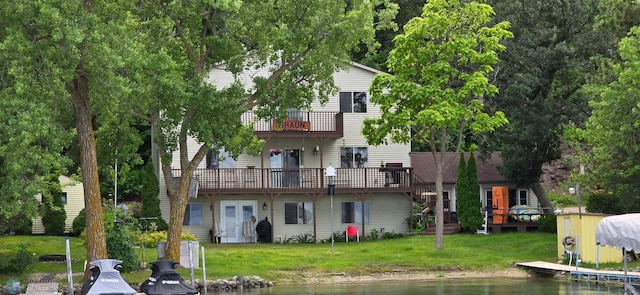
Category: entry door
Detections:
[
  {"x1": 270, "y1": 148, "x2": 300, "y2": 187},
  {"x1": 220, "y1": 201, "x2": 257, "y2": 243}
]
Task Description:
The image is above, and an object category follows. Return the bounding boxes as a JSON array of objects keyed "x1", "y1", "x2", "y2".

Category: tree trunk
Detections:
[
  {"x1": 67, "y1": 64, "x2": 107, "y2": 279},
  {"x1": 165, "y1": 175, "x2": 190, "y2": 262},
  {"x1": 434, "y1": 168, "x2": 444, "y2": 250},
  {"x1": 532, "y1": 182, "x2": 553, "y2": 213}
]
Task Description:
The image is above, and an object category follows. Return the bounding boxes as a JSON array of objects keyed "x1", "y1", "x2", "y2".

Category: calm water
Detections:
[{"x1": 252, "y1": 278, "x2": 627, "y2": 295}]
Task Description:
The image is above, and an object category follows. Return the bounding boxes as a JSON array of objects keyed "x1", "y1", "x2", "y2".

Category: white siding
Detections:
[{"x1": 32, "y1": 175, "x2": 84, "y2": 234}]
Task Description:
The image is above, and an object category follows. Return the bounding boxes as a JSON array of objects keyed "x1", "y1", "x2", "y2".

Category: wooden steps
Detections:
[{"x1": 423, "y1": 223, "x2": 461, "y2": 235}]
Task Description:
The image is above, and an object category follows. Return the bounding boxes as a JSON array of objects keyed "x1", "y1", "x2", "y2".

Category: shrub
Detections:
[
  {"x1": 139, "y1": 160, "x2": 168, "y2": 231},
  {"x1": 0, "y1": 244, "x2": 35, "y2": 275},
  {"x1": 72, "y1": 208, "x2": 86, "y2": 236},
  {"x1": 585, "y1": 192, "x2": 622, "y2": 214},
  {"x1": 106, "y1": 223, "x2": 138, "y2": 272},
  {"x1": 537, "y1": 214, "x2": 557, "y2": 233},
  {"x1": 382, "y1": 231, "x2": 404, "y2": 239},
  {"x1": 42, "y1": 177, "x2": 67, "y2": 236},
  {"x1": 366, "y1": 228, "x2": 379, "y2": 240},
  {"x1": 287, "y1": 233, "x2": 314, "y2": 243},
  {"x1": 133, "y1": 231, "x2": 197, "y2": 248}
]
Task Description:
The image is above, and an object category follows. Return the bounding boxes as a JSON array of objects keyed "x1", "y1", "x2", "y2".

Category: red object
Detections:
[
  {"x1": 347, "y1": 225, "x2": 358, "y2": 237},
  {"x1": 492, "y1": 186, "x2": 508, "y2": 225}
]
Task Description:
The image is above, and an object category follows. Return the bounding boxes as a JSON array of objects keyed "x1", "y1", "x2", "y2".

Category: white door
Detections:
[{"x1": 220, "y1": 201, "x2": 257, "y2": 243}]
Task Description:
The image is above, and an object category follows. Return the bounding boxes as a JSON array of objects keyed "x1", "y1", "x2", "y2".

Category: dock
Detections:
[{"x1": 516, "y1": 261, "x2": 640, "y2": 286}]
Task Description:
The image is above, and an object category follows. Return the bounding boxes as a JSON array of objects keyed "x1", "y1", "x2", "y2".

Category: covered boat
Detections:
[
  {"x1": 596, "y1": 213, "x2": 640, "y2": 294},
  {"x1": 81, "y1": 259, "x2": 137, "y2": 295},
  {"x1": 140, "y1": 259, "x2": 198, "y2": 295}
]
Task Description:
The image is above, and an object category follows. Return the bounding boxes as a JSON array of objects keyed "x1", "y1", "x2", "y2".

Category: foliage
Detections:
[
  {"x1": 106, "y1": 223, "x2": 138, "y2": 273},
  {"x1": 457, "y1": 153, "x2": 483, "y2": 232},
  {"x1": 42, "y1": 175, "x2": 67, "y2": 236},
  {"x1": 72, "y1": 208, "x2": 86, "y2": 237},
  {"x1": 0, "y1": 244, "x2": 35, "y2": 275},
  {"x1": 366, "y1": 228, "x2": 380, "y2": 240},
  {"x1": 132, "y1": 231, "x2": 197, "y2": 249},
  {"x1": 483, "y1": 0, "x2": 615, "y2": 210},
  {"x1": 585, "y1": 192, "x2": 623, "y2": 214},
  {"x1": 362, "y1": 0, "x2": 511, "y2": 249},
  {"x1": 138, "y1": 160, "x2": 167, "y2": 231},
  {"x1": 381, "y1": 231, "x2": 404, "y2": 239},
  {"x1": 548, "y1": 192, "x2": 578, "y2": 209},
  {"x1": 578, "y1": 27, "x2": 640, "y2": 203},
  {"x1": 287, "y1": 233, "x2": 314, "y2": 244},
  {"x1": 537, "y1": 215, "x2": 557, "y2": 233}
]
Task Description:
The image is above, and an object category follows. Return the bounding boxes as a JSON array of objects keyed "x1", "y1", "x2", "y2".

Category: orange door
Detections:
[{"x1": 492, "y1": 186, "x2": 508, "y2": 224}]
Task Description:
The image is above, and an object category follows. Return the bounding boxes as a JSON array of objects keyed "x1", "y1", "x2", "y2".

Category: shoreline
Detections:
[{"x1": 279, "y1": 267, "x2": 532, "y2": 284}]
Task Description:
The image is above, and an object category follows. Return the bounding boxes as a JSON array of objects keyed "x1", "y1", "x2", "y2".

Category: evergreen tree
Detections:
[
  {"x1": 455, "y1": 153, "x2": 471, "y2": 231},
  {"x1": 140, "y1": 159, "x2": 167, "y2": 231},
  {"x1": 464, "y1": 152, "x2": 483, "y2": 231},
  {"x1": 42, "y1": 175, "x2": 67, "y2": 236}
]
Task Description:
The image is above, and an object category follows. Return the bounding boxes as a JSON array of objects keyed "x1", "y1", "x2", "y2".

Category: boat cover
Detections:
[
  {"x1": 140, "y1": 259, "x2": 198, "y2": 295},
  {"x1": 595, "y1": 213, "x2": 640, "y2": 251},
  {"x1": 81, "y1": 259, "x2": 137, "y2": 295}
]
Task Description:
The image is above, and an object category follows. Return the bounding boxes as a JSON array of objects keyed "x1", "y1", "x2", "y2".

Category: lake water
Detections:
[{"x1": 254, "y1": 278, "x2": 627, "y2": 295}]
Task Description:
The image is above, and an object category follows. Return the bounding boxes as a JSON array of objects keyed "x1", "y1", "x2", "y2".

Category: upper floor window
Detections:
[
  {"x1": 339, "y1": 92, "x2": 367, "y2": 113},
  {"x1": 340, "y1": 147, "x2": 368, "y2": 168},
  {"x1": 206, "y1": 148, "x2": 235, "y2": 168},
  {"x1": 183, "y1": 203, "x2": 202, "y2": 226},
  {"x1": 61, "y1": 192, "x2": 67, "y2": 205}
]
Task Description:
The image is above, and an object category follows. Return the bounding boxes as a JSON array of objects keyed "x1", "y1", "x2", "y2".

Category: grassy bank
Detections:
[{"x1": 0, "y1": 232, "x2": 577, "y2": 284}]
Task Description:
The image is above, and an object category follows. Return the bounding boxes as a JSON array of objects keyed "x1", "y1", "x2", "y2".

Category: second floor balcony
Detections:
[
  {"x1": 241, "y1": 111, "x2": 343, "y2": 139},
  {"x1": 184, "y1": 167, "x2": 416, "y2": 195}
]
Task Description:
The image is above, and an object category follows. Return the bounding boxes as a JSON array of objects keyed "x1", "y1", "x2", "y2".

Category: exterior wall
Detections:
[
  {"x1": 556, "y1": 213, "x2": 621, "y2": 263},
  {"x1": 32, "y1": 175, "x2": 84, "y2": 234}
]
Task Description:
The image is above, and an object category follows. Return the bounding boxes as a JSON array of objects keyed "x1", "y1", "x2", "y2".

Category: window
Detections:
[
  {"x1": 61, "y1": 192, "x2": 67, "y2": 205},
  {"x1": 206, "y1": 148, "x2": 235, "y2": 168},
  {"x1": 518, "y1": 189, "x2": 528, "y2": 205},
  {"x1": 340, "y1": 147, "x2": 368, "y2": 168},
  {"x1": 183, "y1": 203, "x2": 203, "y2": 226},
  {"x1": 339, "y1": 92, "x2": 367, "y2": 113},
  {"x1": 284, "y1": 202, "x2": 313, "y2": 224},
  {"x1": 341, "y1": 201, "x2": 369, "y2": 224}
]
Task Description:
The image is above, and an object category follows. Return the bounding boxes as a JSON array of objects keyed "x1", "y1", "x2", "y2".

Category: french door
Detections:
[{"x1": 220, "y1": 201, "x2": 257, "y2": 243}]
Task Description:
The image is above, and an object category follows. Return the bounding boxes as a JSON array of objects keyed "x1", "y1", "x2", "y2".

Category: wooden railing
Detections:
[{"x1": 178, "y1": 167, "x2": 414, "y2": 193}]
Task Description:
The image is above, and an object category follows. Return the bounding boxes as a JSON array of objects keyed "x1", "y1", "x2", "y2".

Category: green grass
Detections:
[{"x1": 1, "y1": 232, "x2": 630, "y2": 285}]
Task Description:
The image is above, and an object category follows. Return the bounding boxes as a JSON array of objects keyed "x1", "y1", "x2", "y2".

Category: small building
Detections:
[
  {"x1": 556, "y1": 212, "x2": 622, "y2": 263},
  {"x1": 32, "y1": 175, "x2": 84, "y2": 234}
]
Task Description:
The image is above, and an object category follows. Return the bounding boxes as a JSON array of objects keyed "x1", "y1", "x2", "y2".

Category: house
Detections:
[
  {"x1": 32, "y1": 175, "x2": 84, "y2": 234},
  {"x1": 410, "y1": 152, "x2": 544, "y2": 232},
  {"x1": 157, "y1": 62, "x2": 431, "y2": 243}
]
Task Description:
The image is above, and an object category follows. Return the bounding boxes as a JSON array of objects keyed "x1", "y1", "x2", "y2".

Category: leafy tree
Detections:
[
  {"x1": 578, "y1": 27, "x2": 640, "y2": 211},
  {"x1": 483, "y1": 0, "x2": 616, "y2": 211},
  {"x1": 362, "y1": 0, "x2": 511, "y2": 249},
  {"x1": 106, "y1": 222, "x2": 138, "y2": 272},
  {"x1": 0, "y1": 1, "x2": 149, "y2": 275},
  {"x1": 42, "y1": 175, "x2": 67, "y2": 236},
  {"x1": 139, "y1": 159, "x2": 167, "y2": 231},
  {"x1": 131, "y1": 0, "x2": 398, "y2": 262}
]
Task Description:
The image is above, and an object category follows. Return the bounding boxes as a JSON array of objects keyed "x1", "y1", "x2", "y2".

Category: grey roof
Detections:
[{"x1": 410, "y1": 152, "x2": 508, "y2": 184}]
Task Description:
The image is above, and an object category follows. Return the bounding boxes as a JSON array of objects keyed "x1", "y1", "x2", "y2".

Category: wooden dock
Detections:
[{"x1": 516, "y1": 261, "x2": 640, "y2": 286}]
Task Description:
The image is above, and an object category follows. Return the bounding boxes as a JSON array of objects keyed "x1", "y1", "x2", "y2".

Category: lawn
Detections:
[{"x1": 0, "y1": 232, "x2": 563, "y2": 284}]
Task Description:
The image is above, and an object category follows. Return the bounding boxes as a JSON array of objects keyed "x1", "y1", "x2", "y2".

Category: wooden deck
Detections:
[{"x1": 516, "y1": 261, "x2": 640, "y2": 287}]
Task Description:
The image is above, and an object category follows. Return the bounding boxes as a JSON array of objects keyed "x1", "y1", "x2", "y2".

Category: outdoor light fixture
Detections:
[
  {"x1": 263, "y1": 202, "x2": 268, "y2": 211},
  {"x1": 313, "y1": 145, "x2": 320, "y2": 156}
]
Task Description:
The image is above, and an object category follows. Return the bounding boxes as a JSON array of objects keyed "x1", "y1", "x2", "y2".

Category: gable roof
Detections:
[{"x1": 410, "y1": 152, "x2": 507, "y2": 184}]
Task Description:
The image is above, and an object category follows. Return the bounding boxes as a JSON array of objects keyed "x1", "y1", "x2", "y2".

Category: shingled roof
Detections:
[{"x1": 410, "y1": 152, "x2": 508, "y2": 185}]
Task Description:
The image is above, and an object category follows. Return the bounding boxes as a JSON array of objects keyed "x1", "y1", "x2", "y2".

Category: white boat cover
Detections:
[{"x1": 595, "y1": 213, "x2": 640, "y2": 251}]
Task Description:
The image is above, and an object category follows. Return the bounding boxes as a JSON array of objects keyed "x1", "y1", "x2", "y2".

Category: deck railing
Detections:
[{"x1": 179, "y1": 167, "x2": 413, "y2": 192}]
